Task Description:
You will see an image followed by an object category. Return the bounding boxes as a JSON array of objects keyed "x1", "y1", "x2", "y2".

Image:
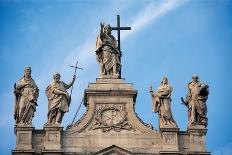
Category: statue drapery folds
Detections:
[
  {"x1": 96, "y1": 23, "x2": 121, "y2": 78},
  {"x1": 182, "y1": 75, "x2": 209, "y2": 128},
  {"x1": 45, "y1": 73, "x2": 76, "y2": 125},
  {"x1": 14, "y1": 67, "x2": 39, "y2": 125},
  {"x1": 150, "y1": 77, "x2": 177, "y2": 128}
]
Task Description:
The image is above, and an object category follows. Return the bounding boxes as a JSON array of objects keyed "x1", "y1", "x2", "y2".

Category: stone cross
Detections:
[{"x1": 112, "y1": 15, "x2": 131, "y2": 52}]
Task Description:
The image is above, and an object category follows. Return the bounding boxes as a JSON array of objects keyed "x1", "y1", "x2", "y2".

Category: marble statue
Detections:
[
  {"x1": 45, "y1": 73, "x2": 76, "y2": 125},
  {"x1": 182, "y1": 75, "x2": 209, "y2": 127},
  {"x1": 14, "y1": 67, "x2": 39, "y2": 125},
  {"x1": 96, "y1": 23, "x2": 121, "y2": 78},
  {"x1": 150, "y1": 77, "x2": 177, "y2": 128}
]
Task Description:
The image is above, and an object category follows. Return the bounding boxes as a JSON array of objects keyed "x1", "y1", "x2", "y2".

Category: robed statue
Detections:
[
  {"x1": 150, "y1": 77, "x2": 177, "y2": 128},
  {"x1": 14, "y1": 67, "x2": 39, "y2": 125},
  {"x1": 96, "y1": 23, "x2": 121, "y2": 78},
  {"x1": 182, "y1": 75, "x2": 209, "y2": 127},
  {"x1": 45, "y1": 73, "x2": 76, "y2": 125}
]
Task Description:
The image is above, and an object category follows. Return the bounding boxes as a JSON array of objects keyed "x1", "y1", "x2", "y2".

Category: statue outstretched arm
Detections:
[
  {"x1": 149, "y1": 85, "x2": 157, "y2": 98},
  {"x1": 100, "y1": 22, "x2": 105, "y2": 39},
  {"x1": 65, "y1": 75, "x2": 76, "y2": 89}
]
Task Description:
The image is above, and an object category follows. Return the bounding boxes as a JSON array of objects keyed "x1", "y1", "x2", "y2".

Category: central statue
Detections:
[{"x1": 96, "y1": 23, "x2": 121, "y2": 78}]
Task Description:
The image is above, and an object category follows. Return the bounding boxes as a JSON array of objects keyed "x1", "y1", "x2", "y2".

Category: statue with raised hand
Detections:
[
  {"x1": 45, "y1": 72, "x2": 76, "y2": 125},
  {"x1": 14, "y1": 67, "x2": 39, "y2": 125},
  {"x1": 96, "y1": 22, "x2": 121, "y2": 78},
  {"x1": 150, "y1": 77, "x2": 177, "y2": 128}
]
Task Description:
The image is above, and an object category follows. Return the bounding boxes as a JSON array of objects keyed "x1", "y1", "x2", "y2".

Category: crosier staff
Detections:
[
  {"x1": 69, "y1": 60, "x2": 83, "y2": 100},
  {"x1": 66, "y1": 60, "x2": 84, "y2": 129}
]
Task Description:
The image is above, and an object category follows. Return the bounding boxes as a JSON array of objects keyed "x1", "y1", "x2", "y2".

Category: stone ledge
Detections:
[
  {"x1": 187, "y1": 151, "x2": 211, "y2": 155},
  {"x1": 43, "y1": 125, "x2": 63, "y2": 131},
  {"x1": 12, "y1": 149, "x2": 34, "y2": 155},
  {"x1": 160, "y1": 127, "x2": 179, "y2": 132},
  {"x1": 41, "y1": 149, "x2": 63, "y2": 155},
  {"x1": 96, "y1": 78, "x2": 125, "y2": 83},
  {"x1": 87, "y1": 84, "x2": 134, "y2": 90},
  {"x1": 14, "y1": 125, "x2": 34, "y2": 134},
  {"x1": 187, "y1": 127, "x2": 207, "y2": 135},
  {"x1": 160, "y1": 151, "x2": 181, "y2": 155}
]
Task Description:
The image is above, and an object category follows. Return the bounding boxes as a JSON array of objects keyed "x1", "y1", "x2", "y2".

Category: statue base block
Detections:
[
  {"x1": 43, "y1": 125, "x2": 63, "y2": 151},
  {"x1": 160, "y1": 127, "x2": 180, "y2": 152},
  {"x1": 99, "y1": 75, "x2": 120, "y2": 79},
  {"x1": 14, "y1": 125, "x2": 34, "y2": 151},
  {"x1": 187, "y1": 125, "x2": 208, "y2": 153}
]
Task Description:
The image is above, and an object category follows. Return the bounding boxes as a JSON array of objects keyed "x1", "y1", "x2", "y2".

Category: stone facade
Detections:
[{"x1": 12, "y1": 78, "x2": 210, "y2": 155}]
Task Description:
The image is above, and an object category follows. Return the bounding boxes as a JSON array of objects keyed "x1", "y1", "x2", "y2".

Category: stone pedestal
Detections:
[
  {"x1": 12, "y1": 78, "x2": 210, "y2": 154},
  {"x1": 187, "y1": 125, "x2": 210, "y2": 155},
  {"x1": 160, "y1": 127, "x2": 180, "y2": 154},
  {"x1": 42, "y1": 125, "x2": 63, "y2": 155},
  {"x1": 12, "y1": 125, "x2": 34, "y2": 155}
]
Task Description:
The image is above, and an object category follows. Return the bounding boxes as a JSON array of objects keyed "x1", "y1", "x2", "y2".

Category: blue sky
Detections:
[{"x1": 0, "y1": 0, "x2": 232, "y2": 154}]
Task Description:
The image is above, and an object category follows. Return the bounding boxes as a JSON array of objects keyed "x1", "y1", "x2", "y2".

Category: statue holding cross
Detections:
[
  {"x1": 95, "y1": 15, "x2": 131, "y2": 78},
  {"x1": 45, "y1": 61, "x2": 82, "y2": 125}
]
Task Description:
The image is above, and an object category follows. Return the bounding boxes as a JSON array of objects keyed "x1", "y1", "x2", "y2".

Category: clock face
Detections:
[{"x1": 100, "y1": 108, "x2": 125, "y2": 126}]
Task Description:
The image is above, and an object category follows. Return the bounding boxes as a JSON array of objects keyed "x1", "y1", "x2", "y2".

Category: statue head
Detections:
[
  {"x1": 24, "y1": 66, "x2": 31, "y2": 78},
  {"x1": 192, "y1": 74, "x2": 199, "y2": 83},
  {"x1": 103, "y1": 24, "x2": 112, "y2": 35},
  {"x1": 53, "y1": 72, "x2": 61, "y2": 82},
  {"x1": 161, "y1": 76, "x2": 168, "y2": 85}
]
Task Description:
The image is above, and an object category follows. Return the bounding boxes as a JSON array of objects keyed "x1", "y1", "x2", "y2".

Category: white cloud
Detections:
[
  {"x1": 8, "y1": 0, "x2": 188, "y2": 128},
  {"x1": 60, "y1": 0, "x2": 188, "y2": 80},
  {"x1": 36, "y1": 0, "x2": 188, "y2": 87},
  {"x1": 122, "y1": 0, "x2": 188, "y2": 39}
]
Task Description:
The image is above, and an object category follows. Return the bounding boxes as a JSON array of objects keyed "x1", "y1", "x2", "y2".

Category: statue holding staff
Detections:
[{"x1": 45, "y1": 73, "x2": 76, "y2": 125}]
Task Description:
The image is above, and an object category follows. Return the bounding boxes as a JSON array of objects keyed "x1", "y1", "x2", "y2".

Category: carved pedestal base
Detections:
[
  {"x1": 187, "y1": 125, "x2": 210, "y2": 154},
  {"x1": 42, "y1": 125, "x2": 63, "y2": 155},
  {"x1": 99, "y1": 75, "x2": 120, "y2": 79},
  {"x1": 13, "y1": 125, "x2": 34, "y2": 155},
  {"x1": 160, "y1": 127, "x2": 180, "y2": 154}
]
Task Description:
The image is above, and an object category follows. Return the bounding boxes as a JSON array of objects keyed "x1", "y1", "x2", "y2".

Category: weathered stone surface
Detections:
[
  {"x1": 96, "y1": 23, "x2": 121, "y2": 78},
  {"x1": 182, "y1": 75, "x2": 209, "y2": 128},
  {"x1": 160, "y1": 127, "x2": 179, "y2": 153},
  {"x1": 45, "y1": 73, "x2": 76, "y2": 125},
  {"x1": 13, "y1": 78, "x2": 210, "y2": 155},
  {"x1": 43, "y1": 125, "x2": 63, "y2": 151},
  {"x1": 12, "y1": 150, "x2": 34, "y2": 155},
  {"x1": 188, "y1": 126, "x2": 208, "y2": 153},
  {"x1": 14, "y1": 67, "x2": 39, "y2": 126},
  {"x1": 13, "y1": 125, "x2": 34, "y2": 155},
  {"x1": 150, "y1": 77, "x2": 177, "y2": 129}
]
